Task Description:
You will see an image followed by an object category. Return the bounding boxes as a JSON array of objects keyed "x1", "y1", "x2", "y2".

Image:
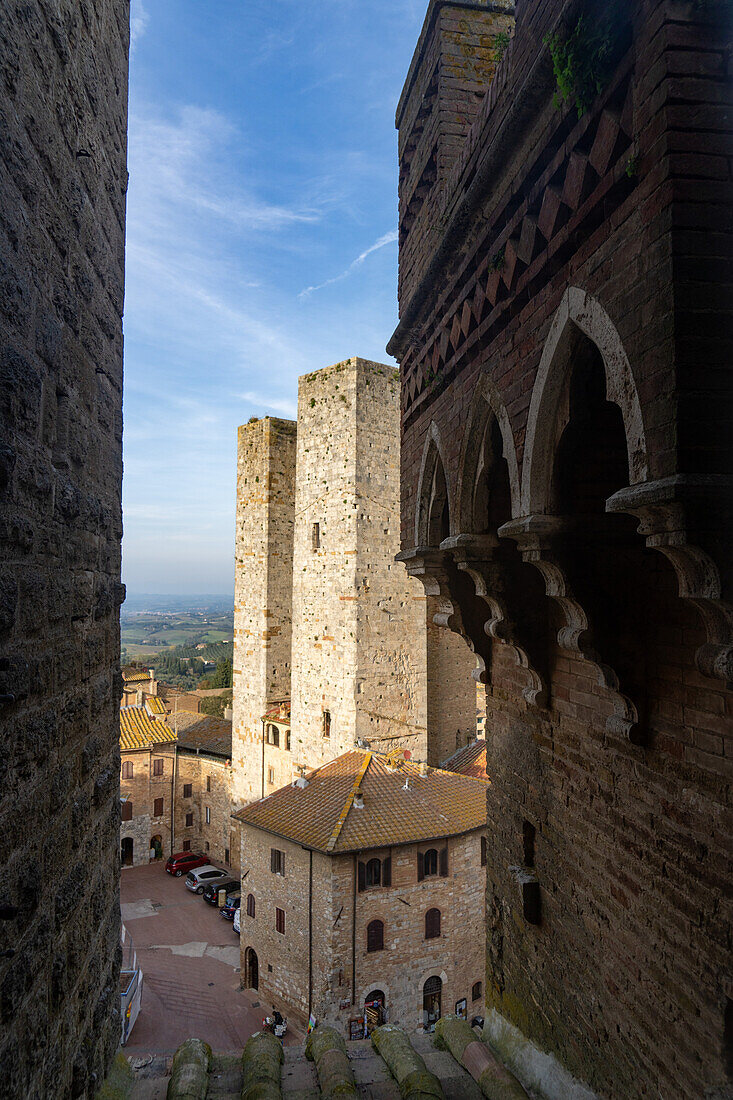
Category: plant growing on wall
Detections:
[
  {"x1": 494, "y1": 30, "x2": 511, "y2": 62},
  {"x1": 544, "y1": 14, "x2": 615, "y2": 118}
]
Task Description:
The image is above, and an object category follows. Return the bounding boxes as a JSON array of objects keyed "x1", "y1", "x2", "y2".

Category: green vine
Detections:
[
  {"x1": 544, "y1": 14, "x2": 615, "y2": 118},
  {"x1": 494, "y1": 31, "x2": 511, "y2": 63},
  {"x1": 488, "y1": 246, "x2": 505, "y2": 273}
]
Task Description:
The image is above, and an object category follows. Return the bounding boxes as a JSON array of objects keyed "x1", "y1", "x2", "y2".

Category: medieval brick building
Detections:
[
  {"x1": 119, "y1": 706, "x2": 177, "y2": 867},
  {"x1": 391, "y1": 1, "x2": 732, "y2": 1097},
  {"x1": 233, "y1": 750, "x2": 488, "y2": 1036}
]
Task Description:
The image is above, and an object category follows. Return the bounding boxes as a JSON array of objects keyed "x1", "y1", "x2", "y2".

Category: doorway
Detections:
[
  {"x1": 121, "y1": 837, "x2": 134, "y2": 867},
  {"x1": 364, "y1": 990, "x2": 386, "y2": 1035},
  {"x1": 150, "y1": 835, "x2": 163, "y2": 860},
  {"x1": 423, "y1": 976, "x2": 442, "y2": 1032},
  {"x1": 244, "y1": 947, "x2": 259, "y2": 990}
]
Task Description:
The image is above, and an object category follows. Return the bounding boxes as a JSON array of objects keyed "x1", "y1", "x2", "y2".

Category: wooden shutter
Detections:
[
  {"x1": 271, "y1": 849, "x2": 276, "y2": 873},
  {"x1": 280, "y1": 851, "x2": 285, "y2": 876},
  {"x1": 358, "y1": 861, "x2": 366, "y2": 892},
  {"x1": 417, "y1": 851, "x2": 424, "y2": 881},
  {"x1": 439, "y1": 846, "x2": 448, "y2": 877},
  {"x1": 383, "y1": 857, "x2": 392, "y2": 887}
]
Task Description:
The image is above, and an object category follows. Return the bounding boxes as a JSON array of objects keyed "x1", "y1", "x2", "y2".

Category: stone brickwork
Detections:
[
  {"x1": 393, "y1": 2, "x2": 733, "y2": 1097},
  {"x1": 232, "y1": 418, "x2": 297, "y2": 808},
  {"x1": 290, "y1": 358, "x2": 429, "y2": 768},
  {"x1": 175, "y1": 751, "x2": 239, "y2": 871},
  {"x1": 0, "y1": 1, "x2": 129, "y2": 1095},
  {"x1": 120, "y1": 745, "x2": 176, "y2": 866},
  {"x1": 426, "y1": 604, "x2": 482, "y2": 765},
  {"x1": 239, "y1": 825, "x2": 486, "y2": 1034}
]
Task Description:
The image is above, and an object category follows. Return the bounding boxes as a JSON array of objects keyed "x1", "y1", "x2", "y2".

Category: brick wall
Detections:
[
  {"x1": 175, "y1": 751, "x2": 239, "y2": 870},
  {"x1": 393, "y1": 1, "x2": 732, "y2": 1096},
  {"x1": 0, "y1": 1, "x2": 129, "y2": 1095},
  {"x1": 120, "y1": 745, "x2": 176, "y2": 866}
]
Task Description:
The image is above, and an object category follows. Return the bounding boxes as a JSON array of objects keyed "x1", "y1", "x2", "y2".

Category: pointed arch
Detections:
[
  {"x1": 522, "y1": 287, "x2": 648, "y2": 515},
  {"x1": 457, "y1": 372, "x2": 521, "y2": 532},
  {"x1": 415, "y1": 421, "x2": 452, "y2": 546}
]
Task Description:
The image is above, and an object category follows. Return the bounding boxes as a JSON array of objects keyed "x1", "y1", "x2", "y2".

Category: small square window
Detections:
[
  {"x1": 153, "y1": 759, "x2": 164, "y2": 777},
  {"x1": 183, "y1": 783, "x2": 192, "y2": 798},
  {"x1": 182, "y1": 840, "x2": 191, "y2": 852},
  {"x1": 185, "y1": 812, "x2": 193, "y2": 827}
]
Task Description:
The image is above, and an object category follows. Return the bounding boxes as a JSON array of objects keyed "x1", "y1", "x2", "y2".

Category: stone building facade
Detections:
[
  {"x1": 234, "y1": 751, "x2": 488, "y2": 1036},
  {"x1": 0, "y1": 2, "x2": 129, "y2": 1096},
  {"x1": 232, "y1": 358, "x2": 480, "y2": 808},
  {"x1": 391, "y1": 2, "x2": 733, "y2": 1097},
  {"x1": 172, "y1": 712, "x2": 240, "y2": 872},
  {"x1": 119, "y1": 708, "x2": 177, "y2": 867}
]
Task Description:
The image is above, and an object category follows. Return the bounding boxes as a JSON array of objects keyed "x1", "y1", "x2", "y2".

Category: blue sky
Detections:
[{"x1": 122, "y1": 0, "x2": 426, "y2": 596}]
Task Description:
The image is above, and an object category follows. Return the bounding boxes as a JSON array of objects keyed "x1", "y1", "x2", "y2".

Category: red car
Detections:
[{"x1": 165, "y1": 851, "x2": 208, "y2": 877}]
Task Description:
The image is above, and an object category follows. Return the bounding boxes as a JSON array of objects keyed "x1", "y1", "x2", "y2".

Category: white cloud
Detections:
[
  {"x1": 130, "y1": 0, "x2": 149, "y2": 48},
  {"x1": 237, "y1": 391, "x2": 298, "y2": 419},
  {"x1": 299, "y1": 228, "x2": 398, "y2": 297}
]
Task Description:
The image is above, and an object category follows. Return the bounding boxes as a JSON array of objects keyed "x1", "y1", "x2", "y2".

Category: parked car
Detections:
[
  {"x1": 220, "y1": 892, "x2": 241, "y2": 920},
  {"x1": 202, "y1": 878, "x2": 240, "y2": 906},
  {"x1": 185, "y1": 865, "x2": 230, "y2": 894},
  {"x1": 165, "y1": 852, "x2": 208, "y2": 877},
  {"x1": 233, "y1": 906, "x2": 241, "y2": 935}
]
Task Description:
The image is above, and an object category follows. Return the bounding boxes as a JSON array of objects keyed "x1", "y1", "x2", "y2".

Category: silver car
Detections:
[{"x1": 185, "y1": 865, "x2": 229, "y2": 894}]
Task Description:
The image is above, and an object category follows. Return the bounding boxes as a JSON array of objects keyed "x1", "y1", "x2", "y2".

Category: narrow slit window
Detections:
[{"x1": 312, "y1": 522, "x2": 320, "y2": 551}]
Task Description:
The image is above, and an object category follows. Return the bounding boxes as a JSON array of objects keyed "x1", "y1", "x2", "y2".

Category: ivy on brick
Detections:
[{"x1": 544, "y1": 14, "x2": 615, "y2": 118}]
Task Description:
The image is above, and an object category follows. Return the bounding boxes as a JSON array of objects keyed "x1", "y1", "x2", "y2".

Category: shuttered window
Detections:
[
  {"x1": 247, "y1": 894, "x2": 256, "y2": 918},
  {"x1": 183, "y1": 783, "x2": 192, "y2": 798},
  {"x1": 271, "y1": 849, "x2": 285, "y2": 875},
  {"x1": 418, "y1": 847, "x2": 448, "y2": 880},
  {"x1": 121, "y1": 801, "x2": 132, "y2": 822},
  {"x1": 153, "y1": 759, "x2": 164, "y2": 776},
  {"x1": 154, "y1": 798, "x2": 164, "y2": 816},
  {"x1": 366, "y1": 920, "x2": 384, "y2": 953},
  {"x1": 185, "y1": 812, "x2": 193, "y2": 827},
  {"x1": 275, "y1": 907, "x2": 285, "y2": 934},
  {"x1": 481, "y1": 835, "x2": 487, "y2": 866},
  {"x1": 121, "y1": 761, "x2": 133, "y2": 779},
  {"x1": 425, "y1": 908, "x2": 441, "y2": 939}
]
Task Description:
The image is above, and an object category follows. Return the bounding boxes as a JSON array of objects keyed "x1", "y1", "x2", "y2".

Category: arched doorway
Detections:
[
  {"x1": 121, "y1": 837, "x2": 134, "y2": 867},
  {"x1": 150, "y1": 835, "x2": 163, "y2": 861},
  {"x1": 364, "y1": 989, "x2": 386, "y2": 1035},
  {"x1": 423, "y1": 976, "x2": 442, "y2": 1032},
  {"x1": 244, "y1": 947, "x2": 259, "y2": 990}
]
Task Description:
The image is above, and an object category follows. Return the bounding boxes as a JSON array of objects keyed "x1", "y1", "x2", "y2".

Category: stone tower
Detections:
[
  {"x1": 289, "y1": 358, "x2": 430, "y2": 770},
  {"x1": 231, "y1": 418, "x2": 297, "y2": 807}
]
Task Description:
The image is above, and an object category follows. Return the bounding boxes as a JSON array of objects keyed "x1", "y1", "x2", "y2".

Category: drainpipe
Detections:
[
  {"x1": 352, "y1": 854, "x2": 357, "y2": 1006},
  {"x1": 261, "y1": 719, "x2": 266, "y2": 800},
  {"x1": 308, "y1": 849, "x2": 313, "y2": 1021},
  {"x1": 170, "y1": 745, "x2": 177, "y2": 857}
]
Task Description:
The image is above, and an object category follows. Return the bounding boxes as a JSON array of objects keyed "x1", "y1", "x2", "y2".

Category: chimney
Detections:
[{"x1": 353, "y1": 790, "x2": 364, "y2": 810}]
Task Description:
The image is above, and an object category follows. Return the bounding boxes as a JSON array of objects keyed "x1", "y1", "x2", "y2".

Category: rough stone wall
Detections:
[
  {"x1": 120, "y1": 745, "x2": 176, "y2": 865},
  {"x1": 291, "y1": 358, "x2": 428, "y2": 769},
  {"x1": 426, "y1": 604, "x2": 481, "y2": 765},
  {"x1": 393, "y1": 1, "x2": 733, "y2": 1097},
  {"x1": 175, "y1": 751, "x2": 239, "y2": 870},
  {"x1": 239, "y1": 826, "x2": 486, "y2": 1036},
  {"x1": 232, "y1": 418, "x2": 297, "y2": 807},
  {"x1": 0, "y1": 2, "x2": 129, "y2": 1096}
]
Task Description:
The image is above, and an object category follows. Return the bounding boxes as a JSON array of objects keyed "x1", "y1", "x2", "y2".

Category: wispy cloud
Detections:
[
  {"x1": 299, "y1": 229, "x2": 398, "y2": 297},
  {"x1": 237, "y1": 391, "x2": 298, "y2": 419},
  {"x1": 130, "y1": 0, "x2": 149, "y2": 48}
]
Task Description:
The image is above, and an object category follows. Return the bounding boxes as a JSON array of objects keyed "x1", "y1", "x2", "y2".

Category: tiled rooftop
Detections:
[
  {"x1": 233, "y1": 749, "x2": 488, "y2": 853},
  {"x1": 441, "y1": 738, "x2": 488, "y2": 779},
  {"x1": 262, "y1": 700, "x2": 291, "y2": 724},
  {"x1": 168, "y1": 711, "x2": 232, "y2": 757},
  {"x1": 145, "y1": 696, "x2": 167, "y2": 715},
  {"x1": 122, "y1": 667, "x2": 152, "y2": 684},
  {"x1": 120, "y1": 707, "x2": 177, "y2": 751}
]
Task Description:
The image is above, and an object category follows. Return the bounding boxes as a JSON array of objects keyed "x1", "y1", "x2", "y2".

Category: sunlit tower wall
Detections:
[
  {"x1": 231, "y1": 417, "x2": 297, "y2": 807},
  {"x1": 290, "y1": 357, "x2": 430, "y2": 770}
]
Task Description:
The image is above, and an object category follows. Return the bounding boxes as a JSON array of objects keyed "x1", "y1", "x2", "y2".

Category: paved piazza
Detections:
[{"x1": 120, "y1": 863, "x2": 299, "y2": 1052}]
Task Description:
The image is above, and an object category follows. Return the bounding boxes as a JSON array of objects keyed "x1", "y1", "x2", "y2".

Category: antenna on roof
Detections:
[{"x1": 402, "y1": 777, "x2": 411, "y2": 792}]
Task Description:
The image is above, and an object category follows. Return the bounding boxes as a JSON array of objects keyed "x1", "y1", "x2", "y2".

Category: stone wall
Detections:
[
  {"x1": 175, "y1": 751, "x2": 239, "y2": 870},
  {"x1": 231, "y1": 418, "x2": 297, "y2": 807},
  {"x1": 120, "y1": 745, "x2": 176, "y2": 866},
  {"x1": 0, "y1": 1, "x2": 129, "y2": 1095},
  {"x1": 426, "y1": 605, "x2": 482, "y2": 765},
  {"x1": 393, "y1": 1, "x2": 733, "y2": 1097},
  {"x1": 290, "y1": 358, "x2": 429, "y2": 769},
  {"x1": 239, "y1": 825, "x2": 487, "y2": 1036}
]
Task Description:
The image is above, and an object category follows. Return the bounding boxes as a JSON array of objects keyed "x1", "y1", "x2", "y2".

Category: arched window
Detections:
[
  {"x1": 246, "y1": 893, "x2": 255, "y2": 918},
  {"x1": 366, "y1": 920, "x2": 384, "y2": 953},
  {"x1": 121, "y1": 801, "x2": 132, "y2": 822},
  {"x1": 366, "y1": 858, "x2": 381, "y2": 888},
  {"x1": 121, "y1": 761, "x2": 133, "y2": 779},
  {"x1": 472, "y1": 981, "x2": 482, "y2": 1002},
  {"x1": 425, "y1": 908, "x2": 441, "y2": 939},
  {"x1": 266, "y1": 724, "x2": 279, "y2": 747},
  {"x1": 424, "y1": 849, "x2": 438, "y2": 876},
  {"x1": 480, "y1": 836, "x2": 487, "y2": 867}
]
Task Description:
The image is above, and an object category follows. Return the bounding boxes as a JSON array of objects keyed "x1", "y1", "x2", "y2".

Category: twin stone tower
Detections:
[{"x1": 231, "y1": 357, "x2": 481, "y2": 810}]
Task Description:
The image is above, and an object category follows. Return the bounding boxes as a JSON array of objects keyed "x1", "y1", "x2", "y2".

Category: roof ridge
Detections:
[{"x1": 326, "y1": 752, "x2": 371, "y2": 852}]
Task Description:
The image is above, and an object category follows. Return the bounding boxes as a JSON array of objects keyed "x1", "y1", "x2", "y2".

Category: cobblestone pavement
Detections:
[{"x1": 120, "y1": 863, "x2": 300, "y2": 1052}]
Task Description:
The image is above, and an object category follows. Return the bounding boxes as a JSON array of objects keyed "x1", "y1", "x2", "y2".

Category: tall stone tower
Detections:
[
  {"x1": 290, "y1": 358, "x2": 429, "y2": 769},
  {"x1": 231, "y1": 418, "x2": 297, "y2": 807}
]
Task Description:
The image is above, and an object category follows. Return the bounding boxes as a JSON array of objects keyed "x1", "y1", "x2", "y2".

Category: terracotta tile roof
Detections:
[
  {"x1": 233, "y1": 750, "x2": 488, "y2": 853},
  {"x1": 120, "y1": 707, "x2": 177, "y2": 751},
  {"x1": 169, "y1": 712, "x2": 232, "y2": 757},
  {"x1": 122, "y1": 668, "x2": 152, "y2": 684},
  {"x1": 145, "y1": 696, "x2": 167, "y2": 715},
  {"x1": 262, "y1": 700, "x2": 291, "y2": 724},
  {"x1": 440, "y1": 739, "x2": 488, "y2": 779}
]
